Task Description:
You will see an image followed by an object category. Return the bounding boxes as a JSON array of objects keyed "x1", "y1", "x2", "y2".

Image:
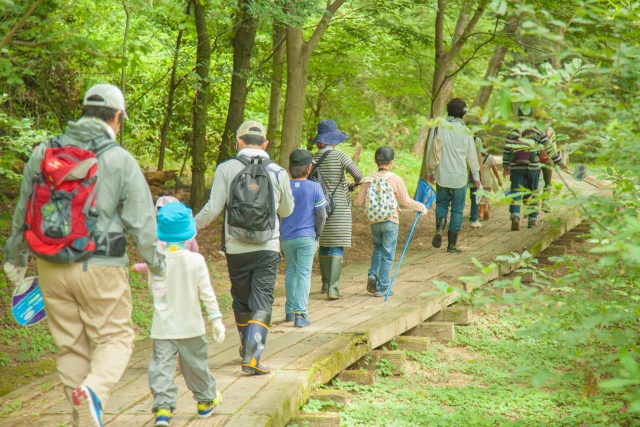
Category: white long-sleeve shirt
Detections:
[
  {"x1": 426, "y1": 117, "x2": 481, "y2": 189},
  {"x1": 150, "y1": 248, "x2": 220, "y2": 340}
]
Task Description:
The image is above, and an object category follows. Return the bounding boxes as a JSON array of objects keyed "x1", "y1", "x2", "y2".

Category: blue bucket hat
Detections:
[
  {"x1": 157, "y1": 202, "x2": 196, "y2": 243},
  {"x1": 312, "y1": 120, "x2": 348, "y2": 145}
]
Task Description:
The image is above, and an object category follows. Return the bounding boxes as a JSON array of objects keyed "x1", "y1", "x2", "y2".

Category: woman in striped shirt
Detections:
[{"x1": 311, "y1": 120, "x2": 363, "y2": 300}]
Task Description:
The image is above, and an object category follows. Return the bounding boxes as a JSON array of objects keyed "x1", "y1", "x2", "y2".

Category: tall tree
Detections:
[
  {"x1": 472, "y1": 16, "x2": 520, "y2": 109},
  {"x1": 412, "y1": 0, "x2": 490, "y2": 158},
  {"x1": 216, "y1": 0, "x2": 259, "y2": 165},
  {"x1": 279, "y1": 0, "x2": 347, "y2": 170},
  {"x1": 266, "y1": 23, "x2": 286, "y2": 160},
  {"x1": 190, "y1": 0, "x2": 211, "y2": 211},
  {"x1": 158, "y1": 4, "x2": 190, "y2": 171}
]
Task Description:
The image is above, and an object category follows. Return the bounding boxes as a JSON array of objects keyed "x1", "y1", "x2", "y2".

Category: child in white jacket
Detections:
[{"x1": 147, "y1": 202, "x2": 225, "y2": 427}]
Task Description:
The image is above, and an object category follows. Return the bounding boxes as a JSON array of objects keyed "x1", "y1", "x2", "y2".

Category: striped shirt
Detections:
[
  {"x1": 313, "y1": 148, "x2": 362, "y2": 248},
  {"x1": 356, "y1": 171, "x2": 428, "y2": 224},
  {"x1": 502, "y1": 126, "x2": 562, "y2": 170}
]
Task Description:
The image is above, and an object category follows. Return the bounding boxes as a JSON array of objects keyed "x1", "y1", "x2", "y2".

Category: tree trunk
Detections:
[
  {"x1": 158, "y1": 8, "x2": 188, "y2": 171},
  {"x1": 279, "y1": 0, "x2": 347, "y2": 170},
  {"x1": 190, "y1": 0, "x2": 211, "y2": 212},
  {"x1": 472, "y1": 18, "x2": 520, "y2": 109},
  {"x1": 216, "y1": 0, "x2": 259, "y2": 165},
  {"x1": 266, "y1": 24, "x2": 286, "y2": 161},
  {"x1": 280, "y1": 27, "x2": 309, "y2": 169}
]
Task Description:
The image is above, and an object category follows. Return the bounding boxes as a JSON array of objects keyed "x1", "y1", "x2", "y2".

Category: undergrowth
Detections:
[{"x1": 321, "y1": 307, "x2": 637, "y2": 427}]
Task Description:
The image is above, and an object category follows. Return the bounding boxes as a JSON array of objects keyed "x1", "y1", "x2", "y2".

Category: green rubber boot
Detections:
[
  {"x1": 327, "y1": 256, "x2": 344, "y2": 300},
  {"x1": 319, "y1": 256, "x2": 331, "y2": 293}
]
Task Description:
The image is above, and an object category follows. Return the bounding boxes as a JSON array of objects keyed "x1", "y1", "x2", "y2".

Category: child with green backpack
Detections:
[{"x1": 356, "y1": 146, "x2": 429, "y2": 297}]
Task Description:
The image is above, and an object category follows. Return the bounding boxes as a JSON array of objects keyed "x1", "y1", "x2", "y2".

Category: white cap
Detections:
[{"x1": 83, "y1": 84, "x2": 129, "y2": 120}]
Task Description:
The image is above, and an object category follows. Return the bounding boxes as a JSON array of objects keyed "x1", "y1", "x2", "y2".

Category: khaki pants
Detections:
[{"x1": 37, "y1": 259, "x2": 134, "y2": 416}]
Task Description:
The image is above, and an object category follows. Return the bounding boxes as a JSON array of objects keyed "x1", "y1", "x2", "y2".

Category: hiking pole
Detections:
[
  {"x1": 384, "y1": 212, "x2": 420, "y2": 301},
  {"x1": 384, "y1": 178, "x2": 436, "y2": 302}
]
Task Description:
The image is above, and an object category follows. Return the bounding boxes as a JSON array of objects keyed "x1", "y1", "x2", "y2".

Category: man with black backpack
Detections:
[
  {"x1": 195, "y1": 120, "x2": 294, "y2": 376},
  {"x1": 502, "y1": 106, "x2": 567, "y2": 231},
  {"x1": 3, "y1": 84, "x2": 164, "y2": 427}
]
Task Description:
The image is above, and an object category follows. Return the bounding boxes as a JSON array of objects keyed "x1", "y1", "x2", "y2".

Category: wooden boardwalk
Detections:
[{"x1": 0, "y1": 172, "x2": 603, "y2": 427}]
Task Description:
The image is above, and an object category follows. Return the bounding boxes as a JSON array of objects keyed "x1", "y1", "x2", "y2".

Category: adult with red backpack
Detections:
[
  {"x1": 195, "y1": 121, "x2": 294, "y2": 376},
  {"x1": 2, "y1": 84, "x2": 165, "y2": 427},
  {"x1": 502, "y1": 106, "x2": 568, "y2": 231}
]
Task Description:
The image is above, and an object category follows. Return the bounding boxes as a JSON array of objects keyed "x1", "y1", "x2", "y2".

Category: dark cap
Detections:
[
  {"x1": 375, "y1": 146, "x2": 395, "y2": 163},
  {"x1": 289, "y1": 149, "x2": 314, "y2": 166}
]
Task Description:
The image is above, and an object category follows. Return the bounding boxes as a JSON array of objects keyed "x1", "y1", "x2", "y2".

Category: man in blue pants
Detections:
[
  {"x1": 426, "y1": 98, "x2": 481, "y2": 253},
  {"x1": 502, "y1": 106, "x2": 567, "y2": 230}
]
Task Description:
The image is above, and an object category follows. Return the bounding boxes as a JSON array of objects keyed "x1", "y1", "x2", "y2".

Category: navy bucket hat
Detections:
[
  {"x1": 157, "y1": 202, "x2": 197, "y2": 243},
  {"x1": 312, "y1": 120, "x2": 348, "y2": 145}
]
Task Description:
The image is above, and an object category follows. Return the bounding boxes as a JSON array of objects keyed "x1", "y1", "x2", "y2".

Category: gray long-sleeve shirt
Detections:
[
  {"x1": 194, "y1": 148, "x2": 295, "y2": 254},
  {"x1": 3, "y1": 119, "x2": 164, "y2": 274}
]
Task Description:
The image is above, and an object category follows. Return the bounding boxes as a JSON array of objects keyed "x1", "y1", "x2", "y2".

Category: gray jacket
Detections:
[
  {"x1": 3, "y1": 118, "x2": 163, "y2": 273},
  {"x1": 195, "y1": 148, "x2": 294, "y2": 254}
]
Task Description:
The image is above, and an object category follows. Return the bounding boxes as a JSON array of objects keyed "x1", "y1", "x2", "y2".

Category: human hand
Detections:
[
  {"x1": 348, "y1": 182, "x2": 360, "y2": 192},
  {"x1": 3, "y1": 262, "x2": 26, "y2": 286},
  {"x1": 427, "y1": 175, "x2": 435, "y2": 185},
  {"x1": 211, "y1": 318, "x2": 226, "y2": 343},
  {"x1": 503, "y1": 167, "x2": 510, "y2": 178},
  {"x1": 560, "y1": 163, "x2": 569, "y2": 171},
  {"x1": 474, "y1": 180, "x2": 482, "y2": 189}
]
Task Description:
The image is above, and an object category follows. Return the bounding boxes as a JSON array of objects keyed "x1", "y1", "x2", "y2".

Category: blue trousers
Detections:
[
  {"x1": 319, "y1": 246, "x2": 344, "y2": 257},
  {"x1": 368, "y1": 221, "x2": 399, "y2": 292},
  {"x1": 281, "y1": 237, "x2": 317, "y2": 317},
  {"x1": 509, "y1": 169, "x2": 541, "y2": 220},
  {"x1": 435, "y1": 185, "x2": 467, "y2": 232}
]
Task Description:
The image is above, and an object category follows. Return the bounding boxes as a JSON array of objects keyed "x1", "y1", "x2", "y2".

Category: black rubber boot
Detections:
[
  {"x1": 319, "y1": 256, "x2": 331, "y2": 293},
  {"x1": 432, "y1": 218, "x2": 447, "y2": 248},
  {"x1": 447, "y1": 230, "x2": 462, "y2": 253},
  {"x1": 241, "y1": 311, "x2": 272, "y2": 375},
  {"x1": 234, "y1": 312, "x2": 252, "y2": 358},
  {"x1": 327, "y1": 257, "x2": 344, "y2": 300}
]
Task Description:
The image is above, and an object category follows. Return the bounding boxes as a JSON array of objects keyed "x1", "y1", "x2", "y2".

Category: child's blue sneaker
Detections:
[
  {"x1": 154, "y1": 408, "x2": 172, "y2": 426},
  {"x1": 71, "y1": 385, "x2": 102, "y2": 427},
  {"x1": 294, "y1": 313, "x2": 310, "y2": 328},
  {"x1": 285, "y1": 313, "x2": 295, "y2": 322},
  {"x1": 367, "y1": 274, "x2": 377, "y2": 294},
  {"x1": 374, "y1": 290, "x2": 394, "y2": 297},
  {"x1": 197, "y1": 390, "x2": 222, "y2": 418}
]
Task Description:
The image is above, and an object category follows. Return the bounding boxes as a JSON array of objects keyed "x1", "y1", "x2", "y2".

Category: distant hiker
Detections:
[
  {"x1": 356, "y1": 146, "x2": 429, "y2": 297},
  {"x1": 502, "y1": 106, "x2": 567, "y2": 230},
  {"x1": 478, "y1": 152, "x2": 502, "y2": 220},
  {"x1": 467, "y1": 134, "x2": 485, "y2": 229},
  {"x1": 426, "y1": 98, "x2": 481, "y2": 253},
  {"x1": 2, "y1": 84, "x2": 165, "y2": 427},
  {"x1": 195, "y1": 121, "x2": 294, "y2": 375},
  {"x1": 312, "y1": 120, "x2": 362, "y2": 299},
  {"x1": 540, "y1": 125, "x2": 557, "y2": 213},
  {"x1": 281, "y1": 149, "x2": 328, "y2": 328},
  {"x1": 131, "y1": 196, "x2": 199, "y2": 273},
  {"x1": 148, "y1": 202, "x2": 224, "y2": 427}
]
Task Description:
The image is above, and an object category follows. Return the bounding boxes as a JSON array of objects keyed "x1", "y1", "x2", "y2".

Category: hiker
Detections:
[
  {"x1": 312, "y1": 120, "x2": 363, "y2": 300},
  {"x1": 478, "y1": 151, "x2": 502, "y2": 221},
  {"x1": 131, "y1": 196, "x2": 199, "y2": 273},
  {"x1": 356, "y1": 146, "x2": 429, "y2": 297},
  {"x1": 540, "y1": 126, "x2": 557, "y2": 213},
  {"x1": 148, "y1": 202, "x2": 224, "y2": 427},
  {"x1": 281, "y1": 149, "x2": 328, "y2": 327},
  {"x1": 502, "y1": 106, "x2": 567, "y2": 230},
  {"x1": 2, "y1": 84, "x2": 164, "y2": 427},
  {"x1": 468, "y1": 133, "x2": 485, "y2": 229},
  {"x1": 426, "y1": 98, "x2": 481, "y2": 253},
  {"x1": 195, "y1": 120, "x2": 294, "y2": 375}
]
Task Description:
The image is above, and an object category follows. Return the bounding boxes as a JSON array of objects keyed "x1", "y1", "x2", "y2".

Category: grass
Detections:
[{"x1": 316, "y1": 307, "x2": 638, "y2": 427}]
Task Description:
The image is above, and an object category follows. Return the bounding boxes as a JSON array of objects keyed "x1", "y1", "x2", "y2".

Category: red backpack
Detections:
[{"x1": 24, "y1": 136, "x2": 119, "y2": 264}]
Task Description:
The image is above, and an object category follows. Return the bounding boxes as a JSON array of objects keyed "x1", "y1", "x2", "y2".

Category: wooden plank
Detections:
[{"x1": 223, "y1": 414, "x2": 271, "y2": 427}]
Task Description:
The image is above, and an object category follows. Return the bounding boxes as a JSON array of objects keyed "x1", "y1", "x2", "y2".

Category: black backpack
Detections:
[
  {"x1": 308, "y1": 150, "x2": 343, "y2": 217},
  {"x1": 226, "y1": 156, "x2": 277, "y2": 244}
]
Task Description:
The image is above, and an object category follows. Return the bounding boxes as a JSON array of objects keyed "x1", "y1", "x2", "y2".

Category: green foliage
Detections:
[
  {"x1": 375, "y1": 358, "x2": 396, "y2": 378},
  {"x1": 328, "y1": 310, "x2": 637, "y2": 426}
]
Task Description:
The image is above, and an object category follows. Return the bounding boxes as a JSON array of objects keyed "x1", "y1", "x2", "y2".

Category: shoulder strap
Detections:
[
  {"x1": 234, "y1": 156, "x2": 251, "y2": 166},
  {"x1": 313, "y1": 150, "x2": 332, "y2": 169}
]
